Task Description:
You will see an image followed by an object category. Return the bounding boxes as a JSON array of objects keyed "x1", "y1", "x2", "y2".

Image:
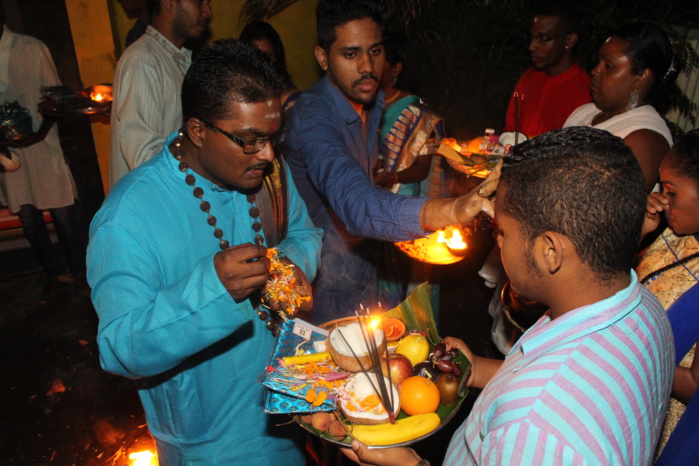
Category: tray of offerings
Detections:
[
  {"x1": 438, "y1": 139, "x2": 501, "y2": 178},
  {"x1": 262, "y1": 285, "x2": 471, "y2": 449}
]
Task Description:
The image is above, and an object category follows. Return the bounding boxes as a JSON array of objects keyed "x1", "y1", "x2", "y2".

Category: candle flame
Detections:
[{"x1": 129, "y1": 450, "x2": 157, "y2": 466}]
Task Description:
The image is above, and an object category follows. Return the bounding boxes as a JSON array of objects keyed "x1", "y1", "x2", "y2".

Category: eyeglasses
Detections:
[
  {"x1": 527, "y1": 33, "x2": 568, "y2": 44},
  {"x1": 199, "y1": 118, "x2": 286, "y2": 154}
]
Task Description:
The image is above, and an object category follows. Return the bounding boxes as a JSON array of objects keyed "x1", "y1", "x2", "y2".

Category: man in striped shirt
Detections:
[
  {"x1": 109, "y1": 0, "x2": 212, "y2": 188},
  {"x1": 345, "y1": 127, "x2": 674, "y2": 465}
]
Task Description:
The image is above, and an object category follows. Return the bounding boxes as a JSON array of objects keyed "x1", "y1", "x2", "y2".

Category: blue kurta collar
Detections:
[
  {"x1": 162, "y1": 131, "x2": 234, "y2": 194},
  {"x1": 511, "y1": 271, "x2": 641, "y2": 365}
]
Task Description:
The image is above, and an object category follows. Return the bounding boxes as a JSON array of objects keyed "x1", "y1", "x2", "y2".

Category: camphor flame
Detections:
[
  {"x1": 129, "y1": 450, "x2": 157, "y2": 466},
  {"x1": 91, "y1": 92, "x2": 104, "y2": 102},
  {"x1": 438, "y1": 227, "x2": 466, "y2": 250}
]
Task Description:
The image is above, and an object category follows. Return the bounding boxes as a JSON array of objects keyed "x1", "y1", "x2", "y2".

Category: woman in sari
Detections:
[
  {"x1": 374, "y1": 33, "x2": 447, "y2": 310},
  {"x1": 374, "y1": 34, "x2": 446, "y2": 198},
  {"x1": 636, "y1": 129, "x2": 699, "y2": 464}
]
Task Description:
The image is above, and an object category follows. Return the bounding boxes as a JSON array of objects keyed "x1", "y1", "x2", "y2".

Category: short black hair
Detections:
[
  {"x1": 181, "y1": 39, "x2": 285, "y2": 124},
  {"x1": 535, "y1": 1, "x2": 581, "y2": 34},
  {"x1": 239, "y1": 20, "x2": 295, "y2": 90},
  {"x1": 501, "y1": 126, "x2": 646, "y2": 281},
  {"x1": 611, "y1": 22, "x2": 680, "y2": 111},
  {"x1": 666, "y1": 128, "x2": 699, "y2": 189},
  {"x1": 316, "y1": 0, "x2": 382, "y2": 52}
]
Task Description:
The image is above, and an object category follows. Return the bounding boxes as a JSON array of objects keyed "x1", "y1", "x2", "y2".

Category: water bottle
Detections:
[{"x1": 479, "y1": 128, "x2": 495, "y2": 154}]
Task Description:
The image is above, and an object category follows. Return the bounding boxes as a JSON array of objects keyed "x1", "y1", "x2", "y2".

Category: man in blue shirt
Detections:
[
  {"x1": 88, "y1": 40, "x2": 322, "y2": 464},
  {"x1": 283, "y1": 0, "x2": 493, "y2": 323}
]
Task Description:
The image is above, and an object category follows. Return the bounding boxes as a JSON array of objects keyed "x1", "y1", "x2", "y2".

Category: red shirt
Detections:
[{"x1": 504, "y1": 63, "x2": 591, "y2": 138}]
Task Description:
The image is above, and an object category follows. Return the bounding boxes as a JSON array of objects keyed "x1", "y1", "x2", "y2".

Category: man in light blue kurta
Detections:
[{"x1": 88, "y1": 41, "x2": 322, "y2": 464}]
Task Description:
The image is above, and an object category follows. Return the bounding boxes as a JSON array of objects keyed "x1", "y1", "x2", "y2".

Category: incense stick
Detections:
[{"x1": 355, "y1": 311, "x2": 395, "y2": 423}]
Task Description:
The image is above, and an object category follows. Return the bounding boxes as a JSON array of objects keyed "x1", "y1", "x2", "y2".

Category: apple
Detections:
[{"x1": 383, "y1": 353, "x2": 413, "y2": 386}]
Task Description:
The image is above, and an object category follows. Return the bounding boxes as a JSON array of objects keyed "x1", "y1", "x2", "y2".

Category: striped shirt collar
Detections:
[
  {"x1": 144, "y1": 25, "x2": 192, "y2": 73},
  {"x1": 512, "y1": 271, "x2": 641, "y2": 365}
]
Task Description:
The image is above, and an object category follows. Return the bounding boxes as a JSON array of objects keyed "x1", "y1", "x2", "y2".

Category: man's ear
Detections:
[
  {"x1": 185, "y1": 118, "x2": 205, "y2": 149},
  {"x1": 565, "y1": 32, "x2": 578, "y2": 50},
  {"x1": 535, "y1": 231, "x2": 567, "y2": 274},
  {"x1": 314, "y1": 45, "x2": 328, "y2": 71}
]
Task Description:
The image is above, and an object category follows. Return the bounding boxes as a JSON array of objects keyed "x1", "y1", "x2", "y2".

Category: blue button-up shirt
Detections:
[{"x1": 282, "y1": 76, "x2": 428, "y2": 323}]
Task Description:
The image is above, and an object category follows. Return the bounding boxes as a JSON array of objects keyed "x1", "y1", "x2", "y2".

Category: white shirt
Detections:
[
  {"x1": 109, "y1": 26, "x2": 192, "y2": 187},
  {"x1": 0, "y1": 25, "x2": 77, "y2": 213},
  {"x1": 564, "y1": 102, "x2": 673, "y2": 146}
]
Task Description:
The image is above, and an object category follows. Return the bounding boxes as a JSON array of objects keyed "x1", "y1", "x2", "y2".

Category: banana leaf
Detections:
[{"x1": 384, "y1": 282, "x2": 440, "y2": 346}]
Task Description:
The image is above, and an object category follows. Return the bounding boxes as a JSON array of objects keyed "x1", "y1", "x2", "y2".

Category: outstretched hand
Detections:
[
  {"x1": 341, "y1": 440, "x2": 424, "y2": 466},
  {"x1": 214, "y1": 243, "x2": 270, "y2": 301},
  {"x1": 452, "y1": 160, "x2": 502, "y2": 224}
]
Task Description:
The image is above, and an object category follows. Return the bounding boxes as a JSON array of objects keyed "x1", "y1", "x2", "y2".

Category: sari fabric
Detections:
[
  {"x1": 380, "y1": 96, "x2": 446, "y2": 197},
  {"x1": 377, "y1": 96, "x2": 446, "y2": 310},
  {"x1": 636, "y1": 230, "x2": 699, "y2": 461}
]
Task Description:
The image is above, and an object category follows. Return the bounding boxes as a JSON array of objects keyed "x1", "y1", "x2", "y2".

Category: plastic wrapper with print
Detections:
[{"x1": 0, "y1": 101, "x2": 32, "y2": 144}]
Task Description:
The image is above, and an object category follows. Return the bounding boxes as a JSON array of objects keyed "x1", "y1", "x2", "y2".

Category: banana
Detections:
[{"x1": 349, "y1": 413, "x2": 441, "y2": 446}]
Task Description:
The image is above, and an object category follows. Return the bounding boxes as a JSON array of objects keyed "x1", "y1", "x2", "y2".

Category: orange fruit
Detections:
[{"x1": 398, "y1": 376, "x2": 441, "y2": 416}]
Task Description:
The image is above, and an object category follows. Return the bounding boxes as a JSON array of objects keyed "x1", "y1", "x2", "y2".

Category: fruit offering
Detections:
[
  {"x1": 398, "y1": 376, "x2": 441, "y2": 416},
  {"x1": 429, "y1": 342, "x2": 463, "y2": 377},
  {"x1": 350, "y1": 413, "x2": 441, "y2": 446},
  {"x1": 395, "y1": 333, "x2": 430, "y2": 366},
  {"x1": 284, "y1": 315, "x2": 469, "y2": 448}
]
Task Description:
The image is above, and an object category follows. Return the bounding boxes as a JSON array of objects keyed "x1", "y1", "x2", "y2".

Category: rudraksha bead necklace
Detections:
[{"x1": 172, "y1": 131, "x2": 279, "y2": 333}]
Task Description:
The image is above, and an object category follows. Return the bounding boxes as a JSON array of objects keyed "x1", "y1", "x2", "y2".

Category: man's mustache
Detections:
[
  {"x1": 246, "y1": 161, "x2": 269, "y2": 172},
  {"x1": 353, "y1": 73, "x2": 378, "y2": 87}
]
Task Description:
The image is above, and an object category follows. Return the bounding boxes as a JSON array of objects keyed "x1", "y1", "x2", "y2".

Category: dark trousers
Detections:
[{"x1": 17, "y1": 203, "x2": 86, "y2": 277}]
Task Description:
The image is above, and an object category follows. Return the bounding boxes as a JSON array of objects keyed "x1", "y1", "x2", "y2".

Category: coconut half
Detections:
[
  {"x1": 328, "y1": 322, "x2": 385, "y2": 372},
  {"x1": 338, "y1": 372, "x2": 400, "y2": 425}
]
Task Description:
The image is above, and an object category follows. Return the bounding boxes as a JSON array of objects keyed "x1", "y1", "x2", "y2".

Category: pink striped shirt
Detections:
[{"x1": 445, "y1": 274, "x2": 674, "y2": 465}]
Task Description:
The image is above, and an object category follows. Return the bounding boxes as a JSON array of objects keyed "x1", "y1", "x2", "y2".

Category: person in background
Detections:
[
  {"x1": 239, "y1": 20, "x2": 300, "y2": 117},
  {"x1": 109, "y1": 0, "x2": 211, "y2": 188},
  {"x1": 636, "y1": 129, "x2": 699, "y2": 464},
  {"x1": 374, "y1": 31, "x2": 446, "y2": 309},
  {"x1": 564, "y1": 22, "x2": 678, "y2": 193},
  {"x1": 345, "y1": 127, "x2": 674, "y2": 466},
  {"x1": 88, "y1": 39, "x2": 321, "y2": 464},
  {"x1": 503, "y1": 1, "x2": 590, "y2": 138},
  {"x1": 375, "y1": 32, "x2": 445, "y2": 197},
  {"x1": 117, "y1": 0, "x2": 150, "y2": 48},
  {"x1": 0, "y1": 6, "x2": 85, "y2": 291},
  {"x1": 282, "y1": 0, "x2": 500, "y2": 325}
]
